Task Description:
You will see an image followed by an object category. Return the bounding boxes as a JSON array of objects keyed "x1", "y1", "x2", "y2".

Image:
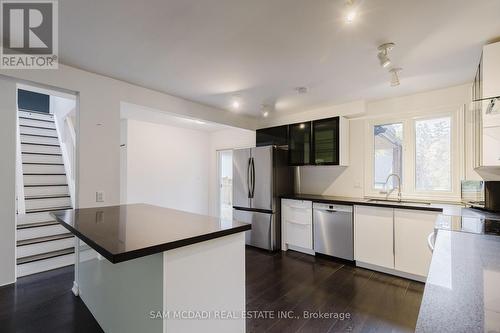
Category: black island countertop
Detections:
[{"x1": 51, "y1": 204, "x2": 251, "y2": 264}]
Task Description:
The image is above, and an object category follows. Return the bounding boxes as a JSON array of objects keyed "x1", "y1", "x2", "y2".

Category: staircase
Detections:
[{"x1": 16, "y1": 110, "x2": 75, "y2": 277}]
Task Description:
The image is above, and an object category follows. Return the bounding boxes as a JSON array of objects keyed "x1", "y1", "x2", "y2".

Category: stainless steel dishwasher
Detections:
[{"x1": 313, "y1": 203, "x2": 354, "y2": 260}]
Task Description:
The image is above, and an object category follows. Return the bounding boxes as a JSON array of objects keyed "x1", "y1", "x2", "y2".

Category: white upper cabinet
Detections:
[
  {"x1": 354, "y1": 205, "x2": 394, "y2": 269},
  {"x1": 483, "y1": 42, "x2": 500, "y2": 102},
  {"x1": 472, "y1": 42, "x2": 500, "y2": 168},
  {"x1": 394, "y1": 209, "x2": 437, "y2": 277}
]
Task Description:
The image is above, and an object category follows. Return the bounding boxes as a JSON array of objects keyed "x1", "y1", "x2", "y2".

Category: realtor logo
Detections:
[{"x1": 1, "y1": 0, "x2": 58, "y2": 69}]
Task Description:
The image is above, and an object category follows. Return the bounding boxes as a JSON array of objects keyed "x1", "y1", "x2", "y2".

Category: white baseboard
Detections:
[
  {"x1": 356, "y1": 261, "x2": 427, "y2": 283},
  {"x1": 285, "y1": 244, "x2": 315, "y2": 256}
]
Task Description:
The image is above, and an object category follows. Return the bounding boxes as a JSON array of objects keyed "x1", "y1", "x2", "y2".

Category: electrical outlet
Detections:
[{"x1": 96, "y1": 191, "x2": 105, "y2": 202}]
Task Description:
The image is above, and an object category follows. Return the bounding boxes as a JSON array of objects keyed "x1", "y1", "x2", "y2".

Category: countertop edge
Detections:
[
  {"x1": 51, "y1": 211, "x2": 251, "y2": 264},
  {"x1": 280, "y1": 194, "x2": 444, "y2": 212}
]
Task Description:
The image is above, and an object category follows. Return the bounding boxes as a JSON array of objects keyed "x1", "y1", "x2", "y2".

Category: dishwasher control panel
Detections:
[{"x1": 313, "y1": 203, "x2": 353, "y2": 213}]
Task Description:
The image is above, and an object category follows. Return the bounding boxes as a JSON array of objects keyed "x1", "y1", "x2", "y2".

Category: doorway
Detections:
[{"x1": 217, "y1": 150, "x2": 233, "y2": 220}]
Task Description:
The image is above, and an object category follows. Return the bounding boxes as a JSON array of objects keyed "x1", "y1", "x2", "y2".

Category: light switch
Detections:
[{"x1": 96, "y1": 191, "x2": 105, "y2": 202}]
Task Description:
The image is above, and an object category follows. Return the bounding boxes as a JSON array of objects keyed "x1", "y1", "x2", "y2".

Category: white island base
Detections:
[{"x1": 75, "y1": 233, "x2": 246, "y2": 333}]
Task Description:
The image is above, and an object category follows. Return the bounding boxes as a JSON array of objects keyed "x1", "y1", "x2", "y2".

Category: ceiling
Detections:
[
  {"x1": 121, "y1": 102, "x2": 231, "y2": 132},
  {"x1": 60, "y1": 0, "x2": 500, "y2": 118}
]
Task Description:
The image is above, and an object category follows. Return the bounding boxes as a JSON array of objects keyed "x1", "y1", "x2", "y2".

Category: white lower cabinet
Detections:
[
  {"x1": 354, "y1": 205, "x2": 394, "y2": 269},
  {"x1": 354, "y1": 205, "x2": 438, "y2": 280},
  {"x1": 282, "y1": 199, "x2": 313, "y2": 253},
  {"x1": 394, "y1": 209, "x2": 437, "y2": 277}
]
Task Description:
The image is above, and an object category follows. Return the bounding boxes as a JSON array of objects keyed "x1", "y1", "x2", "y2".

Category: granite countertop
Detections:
[
  {"x1": 416, "y1": 230, "x2": 500, "y2": 333},
  {"x1": 51, "y1": 204, "x2": 251, "y2": 264},
  {"x1": 281, "y1": 193, "x2": 453, "y2": 212}
]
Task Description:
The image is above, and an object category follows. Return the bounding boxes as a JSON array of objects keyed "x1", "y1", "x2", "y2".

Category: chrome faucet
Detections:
[{"x1": 380, "y1": 173, "x2": 401, "y2": 202}]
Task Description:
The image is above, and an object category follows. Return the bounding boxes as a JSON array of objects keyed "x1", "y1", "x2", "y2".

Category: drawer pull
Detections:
[{"x1": 286, "y1": 220, "x2": 310, "y2": 226}]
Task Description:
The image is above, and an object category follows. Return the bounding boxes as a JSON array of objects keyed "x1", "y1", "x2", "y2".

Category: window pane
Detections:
[
  {"x1": 415, "y1": 117, "x2": 451, "y2": 191},
  {"x1": 374, "y1": 123, "x2": 403, "y2": 189}
]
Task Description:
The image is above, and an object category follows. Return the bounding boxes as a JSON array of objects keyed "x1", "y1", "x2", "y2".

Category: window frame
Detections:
[{"x1": 364, "y1": 108, "x2": 461, "y2": 201}]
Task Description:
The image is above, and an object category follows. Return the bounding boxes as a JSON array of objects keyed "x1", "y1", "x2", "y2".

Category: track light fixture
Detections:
[
  {"x1": 377, "y1": 43, "x2": 395, "y2": 68},
  {"x1": 261, "y1": 104, "x2": 272, "y2": 118},
  {"x1": 389, "y1": 68, "x2": 402, "y2": 87}
]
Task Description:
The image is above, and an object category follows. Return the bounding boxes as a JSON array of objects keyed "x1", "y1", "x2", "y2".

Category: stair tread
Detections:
[
  {"x1": 23, "y1": 162, "x2": 64, "y2": 165},
  {"x1": 25, "y1": 194, "x2": 70, "y2": 200},
  {"x1": 24, "y1": 184, "x2": 68, "y2": 187},
  {"x1": 20, "y1": 133, "x2": 58, "y2": 139},
  {"x1": 19, "y1": 116, "x2": 55, "y2": 123},
  {"x1": 21, "y1": 142, "x2": 60, "y2": 147},
  {"x1": 17, "y1": 221, "x2": 59, "y2": 229},
  {"x1": 23, "y1": 173, "x2": 66, "y2": 175},
  {"x1": 19, "y1": 124, "x2": 56, "y2": 130},
  {"x1": 25, "y1": 206, "x2": 72, "y2": 214},
  {"x1": 17, "y1": 233, "x2": 73, "y2": 247},
  {"x1": 22, "y1": 152, "x2": 62, "y2": 156},
  {"x1": 17, "y1": 247, "x2": 74, "y2": 265},
  {"x1": 18, "y1": 109, "x2": 54, "y2": 116}
]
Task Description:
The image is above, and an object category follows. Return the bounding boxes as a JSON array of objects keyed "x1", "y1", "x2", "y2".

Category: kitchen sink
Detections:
[{"x1": 366, "y1": 199, "x2": 432, "y2": 206}]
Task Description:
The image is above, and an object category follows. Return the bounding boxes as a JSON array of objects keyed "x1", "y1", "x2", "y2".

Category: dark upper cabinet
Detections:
[
  {"x1": 312, "y1": 117, "x2": 340, "y2": 165},
  {"x1": 288, "y1": 122, "x2": 312, "y2": 166},
  {"x1": 256, "y1": 117, "x2": 349, "y2": 166},
  {"x1": 256, "y1": 125, "x2": 288, "y2": 147}
]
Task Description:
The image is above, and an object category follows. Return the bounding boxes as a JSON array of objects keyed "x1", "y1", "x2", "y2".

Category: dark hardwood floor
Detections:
[
  {"x1": 0, "y1": 248, "x2": 424, "y2": 333},
  {"x1": 246, "y1": 248, "x2": 424, "y2": 333}
]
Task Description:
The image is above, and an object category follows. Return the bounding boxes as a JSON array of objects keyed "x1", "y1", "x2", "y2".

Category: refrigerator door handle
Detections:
[
  {"x1": 251, "y1": 157, "x2": 256, "y2": 198},
  {"x1": 247, "y1": 157, "x2": 252, "y2": 198}
]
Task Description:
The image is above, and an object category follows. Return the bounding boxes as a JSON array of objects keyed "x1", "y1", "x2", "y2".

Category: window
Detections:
[
  {"x1": 373, "y1": 123, "x2": 403, "y2": 190},
  {"x1": 415, "y1": 117, "x2": 452, "y2": 191}
]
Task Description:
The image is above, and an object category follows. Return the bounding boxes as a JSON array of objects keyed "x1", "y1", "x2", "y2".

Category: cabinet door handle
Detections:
[{"x1": 427, "y1": 232, "x2": 435, "y2": 252}]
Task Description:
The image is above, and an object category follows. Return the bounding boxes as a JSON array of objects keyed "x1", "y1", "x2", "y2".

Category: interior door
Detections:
[
  {"x1": 232, "y1": 148, "x2": 251, "y2": 209},
  {"x1": 250, "y1": 146, "x2": 273, "y2": 211},
  {"x1": 233, "y1": 209, "x2": 273, "y2": 250}
]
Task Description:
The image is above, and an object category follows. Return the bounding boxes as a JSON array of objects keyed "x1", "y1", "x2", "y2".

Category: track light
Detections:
[
  {"x1": 261, "y1": 104, "x2": 272, "y2": 118},
  {"x1": 389, "y1": 68, "x2": 402, "y2": 87},
  {"x1": 486, "y1": 97, "x2": 499, "y2": 115},
  {"x1": 377, "y1": 43, "x2": 395, "y2": 68}
]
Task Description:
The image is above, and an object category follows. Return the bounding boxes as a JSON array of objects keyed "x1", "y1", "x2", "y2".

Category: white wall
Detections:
[
  {"x1": 0, "y1": 78, "x2": 17, "y2": 286},
  {"x1": 123, "y1": 119, "x2": 211, "y2": 215},
  {"x1": 0, "y1": 65, "x2": 257, "y2": 210},
  {"x1": 208, "y1": 128, "x2": 256, "y2": 216},
  {"x1": 0, "y1": 65, "x2": 256, "y2": 284},
  {"x1": 261, "y1": 84, "x2": 474, "y2": 199}
]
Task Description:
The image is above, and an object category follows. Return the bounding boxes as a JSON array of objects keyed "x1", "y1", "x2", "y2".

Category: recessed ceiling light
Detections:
[
  {"x1": 377, "y1": 43, "x2": 395, "y2": 68},
  {"x1": 195, "y1": 120, "x2": 206, "y2": 125},
  {"x1": 389, "y1": 68, "x2": 402, "y2": 87},
  {"x1": 231, "y1": 95, "x2": 242, "y2": 110},
  {"x1": 295, "y1": 87, "x2": 308, "y2": 94},
  {"x1": 345, "y1": 0, "x2": 357, "y2": 24}
]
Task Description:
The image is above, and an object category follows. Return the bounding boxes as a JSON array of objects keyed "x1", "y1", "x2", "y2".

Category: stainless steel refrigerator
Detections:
[{"x1": 232, "y1": 145, "x2": 293, "y2": 251}]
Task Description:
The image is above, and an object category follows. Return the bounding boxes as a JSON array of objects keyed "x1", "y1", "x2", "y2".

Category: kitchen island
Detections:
[{"x1": 51, "y1": 204, "x2": 251, "y2": 333}]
